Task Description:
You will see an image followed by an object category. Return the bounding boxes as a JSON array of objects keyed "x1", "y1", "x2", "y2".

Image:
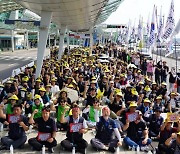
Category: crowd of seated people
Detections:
[{"x1": 0, "y1": 44, "x2": 179, "y2": 154}]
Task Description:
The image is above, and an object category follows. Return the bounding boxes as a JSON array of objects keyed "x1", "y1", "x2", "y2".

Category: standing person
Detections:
[
  {"x1": 91, "y1": 107, "x2": 122, "y2": 153},
  {"x1": 28, "y1": 107, "x2": 57, "y2": 153},
  {"x1": 141, "y1": 58, "x2": 147, "y2": 75},
  {"x1": 169, "y1": 67, "x2": 176, "y2": 92},
  {"x1": 161, "y1": 61, "x2": 169, "y2": 83},
  {"x1": 147, "y1": 60, "x2": 154, "y2": 80},
  {"x1": 155, "y1": 65, "x2": 162, "y2": 85},
  {"x1": 60, "y1": 105, "x2": 88, "y2": 154},
  {"x1": 0, "y1": 104, "x2": 29, "y2": 150}
]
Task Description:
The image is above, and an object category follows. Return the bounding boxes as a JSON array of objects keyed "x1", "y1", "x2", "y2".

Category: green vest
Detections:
[
  {"x1": 89, "y1": 106, "x2": 101, "y2": 122},
  {"x1": 6, "y1": 103, "x2": 13, "y2": 115},
  {"x1": 32, "y1": 103, "x2": 43, "y2": 119},
  {"x1": 57, "y1": 105, "x2": 69, "y2": 122}
]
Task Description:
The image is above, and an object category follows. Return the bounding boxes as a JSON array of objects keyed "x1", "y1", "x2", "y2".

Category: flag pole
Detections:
[{"x1": 175, "y1": 37, "x2": 177, "y2": 75}]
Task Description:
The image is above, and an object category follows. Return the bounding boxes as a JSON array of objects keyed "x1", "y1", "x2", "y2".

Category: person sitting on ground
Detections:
[
  {"x1": 165, "y1": 92, "x2": 180, "y2": 113},
  {"x1": 0, "y1": 104, "x2": 29, "y2": 150},
  {"x1": 152, "y1": 95, "x2": 164, "y2": 112},
  {"x1": 148, "y1": 107, "x2": 164, "y2": 139},
  {"x1": 109, "y1": 91, "x2": 125, "y2": 117},
  {"x1": 39, "y1": 87, "x2": 50, "y2": 105},
  {"x1": 85, "y1": 87, "x2": 97, "y2": 107},
  {"x1": 82, "y1": 98, "x2": 102, "y2": 128},
  {"x1": 55, "y1": 90, "x2": 71, "y2": 106},
  {"x1": 60, "y1": 105, "x2": 88, "y2": 154},
  {"x1": 91, "y1": 107, "x2": 122, "y2": 153},
  {"x1": 137, "y1": 98, "x2": 153, "y2": 122},
  {"x1": 32, "y1": 94, "x2": 44, "y2": 119},
  {"x1": 157, "y1": 119, "x2": 180, "y2": 154},
  {"x1": 165, "y1": 131, "x2": 180, "y2": 154},
  {"x1": 50, "y1": 98, "x2": 70, "y2": 131},
  {"x1": 123, "y1": 110, "x2": 152, "y2": 151},
  {"x1": 28, "y1": 106, "x2": 57, "y2": 153}
]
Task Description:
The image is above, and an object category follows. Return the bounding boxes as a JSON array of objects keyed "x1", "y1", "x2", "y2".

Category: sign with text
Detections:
[
  {"x1": 8, "y1": 115, "x2": 21, "y2": 123},
  {"x1": 167, "y1": 113, "x2": 179, "y2": 122},
  {"x1": 70, "y1": 123, "x2": 83, "y2": 132},
  {"x1": 37, "y1": 132, "x2": 51, "y2": 141},
  {"x1": 126, "y1": 112, "x2": 138, "y2": 122}
]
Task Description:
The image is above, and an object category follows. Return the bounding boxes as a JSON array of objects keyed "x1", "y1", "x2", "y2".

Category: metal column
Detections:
[
  {"x1": 58, "y1": 25, "x2": 66, "y2": 60},
  {"x1": 89, "y1": 28, "x2": 93, "y2": 55},
  {"x1": 11, "y1": 30, "x2": 14, "y2": 52},
  {"x1": 35, "y1": 11, "x2": 52, "y2": 79},
  {"x1": 26, "y1": 30, "x2": 29, "y2": 50},
  {"x1": 67, "y1": 30, "x2": 70, "y2": 54}
]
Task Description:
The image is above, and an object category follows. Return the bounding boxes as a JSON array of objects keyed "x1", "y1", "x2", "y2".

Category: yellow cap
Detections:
[
  {"x1": 146, "y1": 78, "x2": 151, "y2": 82},
  {"x1": 9, "y1": 95, "x2": 18, "y2": 100},
  {"x1": 131, "y1": 89, "x2": 138, "y2": 96},
  {"x1": 139, "y1": 81, "x2": 144, "y2": 85},
  {"x1": 144, "y1": 98, "x2": 151, "y2": 103},
  {"x1": 10, "y1": 77, "x2": 15, "y2": 81},
  {"x1": 68, "y1": 84, "x2": 74, "y2": 88},
  {"x1": 177, "y1": 132, "x2": 180, "y2": 135},
  {"x1": 144, "y1": 85, "x2": 151, "y2": 92},
  {"x1": 45, "y1": 84, "x2": 52, "y2": 88},
  {"x1": 156, "y1": 95, "x2": 162, "y2": 100},
  {"x1": 170, "y1": 92, "x2": 177, "y2": 95},
  {"x1": 51, "y1": 78, "x2": 57, "y2": 82},
  {"x1": 34, "y1": 94, "x2": 41, "y2": 100},
  {"x1": 120, "y1": 74, "x2": 125, "y2": 77},
  {"x1": 67, "y1": 76, "x2": 73, "y2": 80},
  {"x1": 36, "y1": 79, "x2": 41, "y2": 82},
  {"x1": 129, "y1": 101, "x2": 137, "y2": 107},
  {"x1": 39, "y1": 87, "x2": 46, "y2": 92},
  {"x1": 116, "y1": 92, "x2": 123, "y2": 97},
  {"x1": 152, "y1": 81, "x2": 157, "y2": 85},
  {"x1": 137, "y1": 70, "x2": 141, "y2": 73},
  {"x1": 72, "y1": 80, "x2": 77, "y2": 85},
  {"x1": 91, "y1": 80, "x2": 97, "y2": 84},
  {"x1": 60, "y1": 89, "x2": 67, "y2": 93},
  {"x1": 105, "y1": 69, "x2": 110, "y2": 73},
  {"x1": 161, "y1": 82, "x2": 167, "y2": 86},
  {"x1": 0, "y1": 84, "x2": 4, "y2": 87},
  {"x1": 21, "y1": 88, "x2": 27, "y2": 92},
  {"x1": 6, "y1": 80, "x2": 12, "y2": 84},
  {"x1": 91, "y1": 76, "x2": 96, "y2": 80},
  {"x1": 22, "y1": 76, "x2": 29, "y2": 82}
]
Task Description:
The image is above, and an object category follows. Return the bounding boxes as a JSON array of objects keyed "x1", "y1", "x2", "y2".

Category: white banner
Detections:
[
  {"x1": 161, "y1": 0, "x2": 175, "y2": 41},
  {"x1": 148, "y1": 5, "x2": 156, "y2": 47}
]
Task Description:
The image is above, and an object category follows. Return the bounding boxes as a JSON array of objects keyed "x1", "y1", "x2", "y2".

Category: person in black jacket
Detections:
[
  {"x1": 0, "y1": 104, "x2": 29, "y2": 150},
  {"x1": 169, "y1": 67, "x2": 176, "y2": 92}
]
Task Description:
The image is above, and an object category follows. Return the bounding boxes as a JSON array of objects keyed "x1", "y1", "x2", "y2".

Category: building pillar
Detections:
[
  {"x1": 54, "y1": 35, "x2": 56, "y2": 46},
  {"x1": 48, "y1": 34, "x2": 51, "y2": 48},
  {"x1": 58, "y1": 25, "x2": 66, "y2": 60},
  {"x1": 35, "y1": 11, "x2": 52, "y2": 79},
  {"x1": 66, "y1": 30, "x2": 70, "y2": 54},
  {"x1": 89, "y1": 28, "x2": 93, "y2": 55},
  {"x1": 11, "y1": 30, "x2": 14, "y2": 52},
  {"x1": 26, "y1": 30, "x2": 29, "y2": 50}
]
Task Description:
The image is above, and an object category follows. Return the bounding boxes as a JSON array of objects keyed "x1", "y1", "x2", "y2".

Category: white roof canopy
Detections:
[{"x1": 14, "y1": 0, "x2": 123, "y2": 32}]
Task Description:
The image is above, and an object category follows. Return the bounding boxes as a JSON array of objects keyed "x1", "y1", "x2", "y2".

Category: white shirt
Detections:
[
  {"x1": 65, "y1": 116, "x2": 88, "y2": 129},
  {"x1": 51, "y1": 85, "x2": 60, "y2": 95}
]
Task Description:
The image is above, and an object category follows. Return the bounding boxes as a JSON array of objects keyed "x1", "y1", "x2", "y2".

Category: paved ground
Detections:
[
  {"x1": 0, "y1": 126, "x2": 153, "y2": 154},
  {"x1": 0, "y1": 48, "x2": 49, "y2": 81}
]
